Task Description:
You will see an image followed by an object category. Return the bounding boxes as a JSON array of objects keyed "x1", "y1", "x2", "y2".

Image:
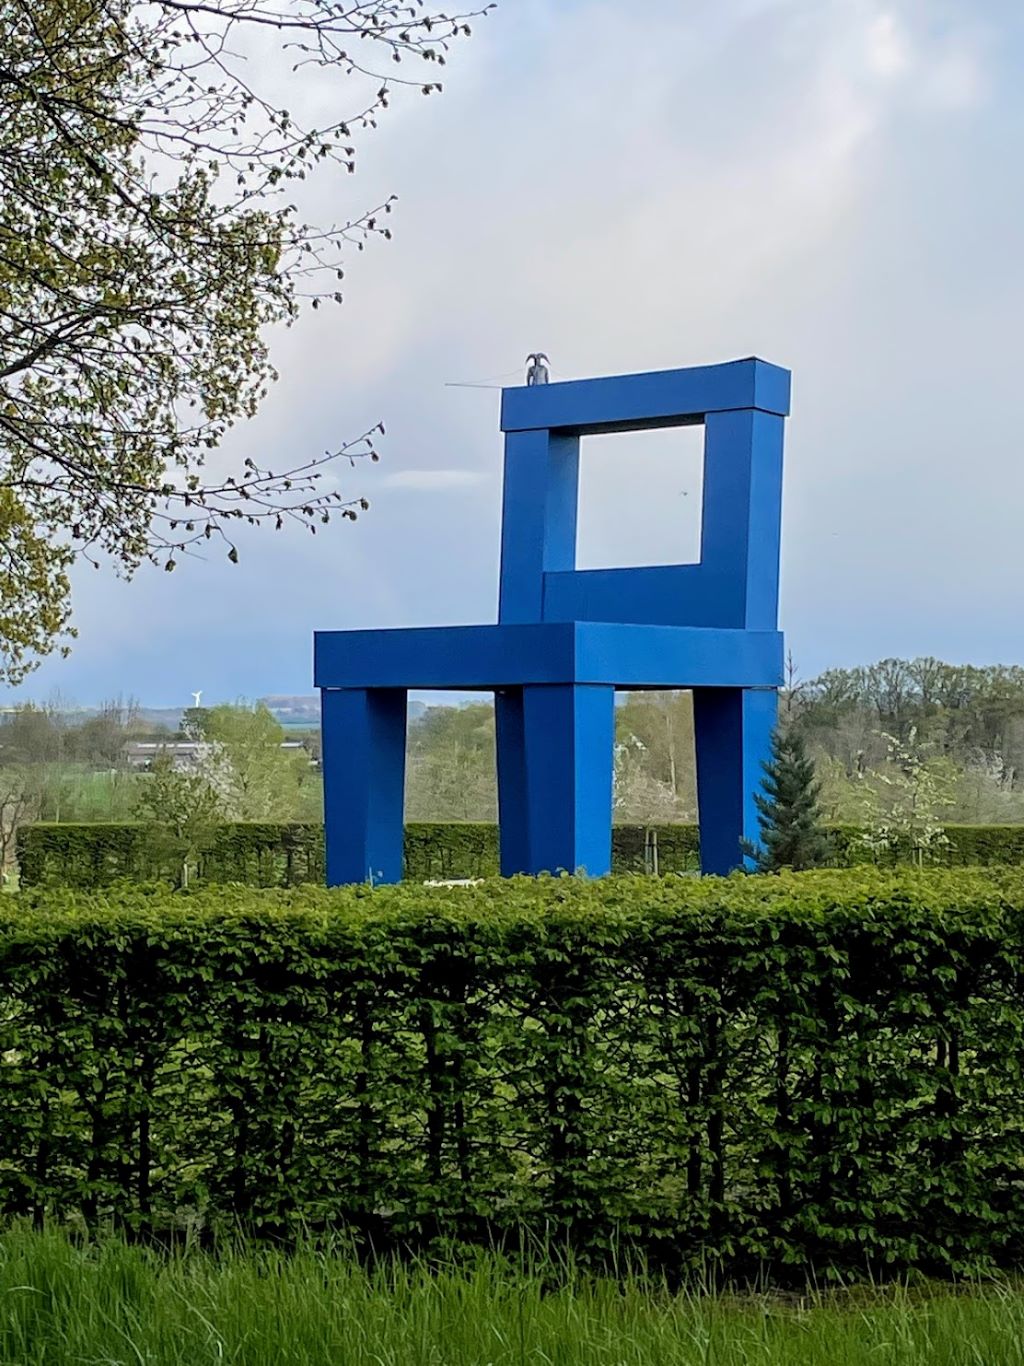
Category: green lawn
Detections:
[{"x1": 1, "y1": 1229, "x2": 1023, "y2": 1365}]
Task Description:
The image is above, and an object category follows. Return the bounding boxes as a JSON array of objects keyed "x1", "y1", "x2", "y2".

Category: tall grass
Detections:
[{"x1": 0, "y1": 1228, "x2": 1022, "y2": 1365}]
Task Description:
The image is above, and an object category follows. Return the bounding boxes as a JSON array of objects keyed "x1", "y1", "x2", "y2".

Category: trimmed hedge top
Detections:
[
  {"x1": 12, "y1": 860, "x2": 1022, "y2": 918},
  {"x1": 14, "y1": 820, "x2": 702, "y2": 887},
  {"x1": 17, "y1": 819, "x2": 1024, "y2": 889}
]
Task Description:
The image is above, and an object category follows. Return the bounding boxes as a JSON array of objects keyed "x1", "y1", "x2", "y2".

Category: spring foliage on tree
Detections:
[
  {"x1": 749, "y1": 727, "x2": 832, "y2": 872},
  {"x1": 858, "y1": 728, "x2": 954, "y2": 867},
  {"x1": 196, "y1": 702, "x2": 320, "y2": 821},
  {"x1": 0, "y1": 0, "x2": 487, "y2": 684},
  {"x1": 135, "y1": 744, "x2": 228, "y2": 888}
]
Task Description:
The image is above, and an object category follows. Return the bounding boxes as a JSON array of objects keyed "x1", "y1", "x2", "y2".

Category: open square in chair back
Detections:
[{"x1": 315, "y1": 357, "x2": 790, "y2": 883}]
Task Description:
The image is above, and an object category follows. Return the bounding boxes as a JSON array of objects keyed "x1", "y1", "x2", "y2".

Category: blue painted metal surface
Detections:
[
  {"x1": 321, "y1": 687, "x2": 406, "y2": 886},
  {"x1": 317, "y1": 356, "x2": 790, "y2": 883},
  {"x1": 313, "y1": 623, "x2": 782, "y2": 691}
]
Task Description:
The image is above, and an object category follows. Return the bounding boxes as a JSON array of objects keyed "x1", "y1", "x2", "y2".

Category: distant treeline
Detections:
[
  {"x1": 792, "y1": 658, "x2": 1024, "y2": 777},
  {"x1": 5, "y1": 659, "x2": 1024, "y2": 865},
  {"x1": 403, "y1": 658, "x2": 1024, "y2": 827}
]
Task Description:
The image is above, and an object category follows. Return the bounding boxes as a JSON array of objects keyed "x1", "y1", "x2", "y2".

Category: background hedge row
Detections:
[
  {"x1": 3, "y1": 869, "x2": 1024, "y2": 1277},
  {"x1": 18, "y1": 820, "x2": 1024, "y2": 888},
  {"x1": 15, "y1": 822, "x2": 703, "y2": 888}
]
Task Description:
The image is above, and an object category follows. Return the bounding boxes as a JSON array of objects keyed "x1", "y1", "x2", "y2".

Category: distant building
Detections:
[{"x1": 124, "y1": 741, "x2": 197, "y2": 771}]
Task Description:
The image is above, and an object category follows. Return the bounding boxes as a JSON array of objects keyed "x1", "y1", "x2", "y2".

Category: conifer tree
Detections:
[{"x1": 749, "y1": 728, "x2": 832, "y2": 872}]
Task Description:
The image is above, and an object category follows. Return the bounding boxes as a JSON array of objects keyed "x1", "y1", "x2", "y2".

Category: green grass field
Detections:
[{"x1": 0, "y1": 1229, "x2": 1023, "y2": 1365}]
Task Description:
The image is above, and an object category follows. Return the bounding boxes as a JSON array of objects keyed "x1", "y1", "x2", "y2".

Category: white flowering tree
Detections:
[{"x1": 858, "y1": 727, "x2": 955, "y2": 867}]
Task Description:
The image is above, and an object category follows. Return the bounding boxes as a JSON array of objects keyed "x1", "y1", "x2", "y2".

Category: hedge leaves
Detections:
[{"x1": 2, "y1": 870, "x2": 1024, "y2": 1277}]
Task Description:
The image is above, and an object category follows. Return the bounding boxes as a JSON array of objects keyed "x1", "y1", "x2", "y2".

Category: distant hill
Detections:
[
  {"x1": 259, "y1": 696, "x2": 430, "y2": 727},
  {"x1": 2, "y1": 696, "x2": 433, "y2": 733},
  {"x1": 260, "y1": 695, "x2": 320, "y2": 727},
  {"x1": 135, "y1": 707, "x2": 186, "y2": 731}
]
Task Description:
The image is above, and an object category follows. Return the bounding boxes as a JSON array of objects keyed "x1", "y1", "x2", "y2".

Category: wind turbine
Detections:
[{"x1": 191, "y1": 690, "x2": 203, "y2": 709}]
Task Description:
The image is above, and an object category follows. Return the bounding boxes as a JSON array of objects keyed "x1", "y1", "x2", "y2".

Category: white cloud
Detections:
[
  {"x1": 919, "y1": 47, "x2": 987, "y2": 110},
  {"x1": 866, "y1": 13, "x2": 913, "y2": 79},
  {"x1": 380, "y1": 469, "x2": 486, "y2": 492},
  {"x1": 862, "y1": 7, "x2": 988, "y2": 110}
]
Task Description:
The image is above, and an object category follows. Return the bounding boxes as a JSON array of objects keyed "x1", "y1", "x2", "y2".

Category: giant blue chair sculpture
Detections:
[{"x1": 315, "y1": 357, "x2": 789, "y2": 883}]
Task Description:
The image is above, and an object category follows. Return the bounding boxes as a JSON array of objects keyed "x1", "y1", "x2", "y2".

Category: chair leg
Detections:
[
  {"x1": 693, "y1": 687, "x2": 776, "y2": 875},
  {"x1": 321, "y1": 687, "x2": 407, "y2": 886},
  {"x1": 518, "y1": 684, "x2": 616, "y2": 877},
  {"x1": 495, "y1": 688, "x2": 531, "y2": 876}
]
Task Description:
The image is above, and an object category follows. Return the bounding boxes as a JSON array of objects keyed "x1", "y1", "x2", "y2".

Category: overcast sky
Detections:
[{"x1": 11, "y1": 0, "x2": 1024, "y2": 706}]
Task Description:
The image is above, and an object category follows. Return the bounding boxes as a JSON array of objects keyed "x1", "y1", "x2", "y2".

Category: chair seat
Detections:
[{"x1": 314, "y1": 621, "x2": 783, "y2": 692}]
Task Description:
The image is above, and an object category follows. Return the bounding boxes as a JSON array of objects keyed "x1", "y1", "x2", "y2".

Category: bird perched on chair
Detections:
[{"x1": 525, "y1": 352, "x2": 550, "y2": 386}]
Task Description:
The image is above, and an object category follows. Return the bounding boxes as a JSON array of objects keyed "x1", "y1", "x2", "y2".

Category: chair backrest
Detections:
[{"x1": 497, "y1": 358, "x2": 790, "y2": 631}]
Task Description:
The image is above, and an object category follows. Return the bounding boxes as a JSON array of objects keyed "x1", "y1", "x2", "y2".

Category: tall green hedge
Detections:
[
  {"x1": 2, "y1": 870, "x2": 1024, "y2": 1278},
  {"x1": 15, "y1": 821, "x2": 703, "y2": 888},
  {"x1": 17, "y1": 820, "x2": 1024, "y2": 889},
  {"x1": 828, "y1": 823, "x2": 1024, "y2": 867}
]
